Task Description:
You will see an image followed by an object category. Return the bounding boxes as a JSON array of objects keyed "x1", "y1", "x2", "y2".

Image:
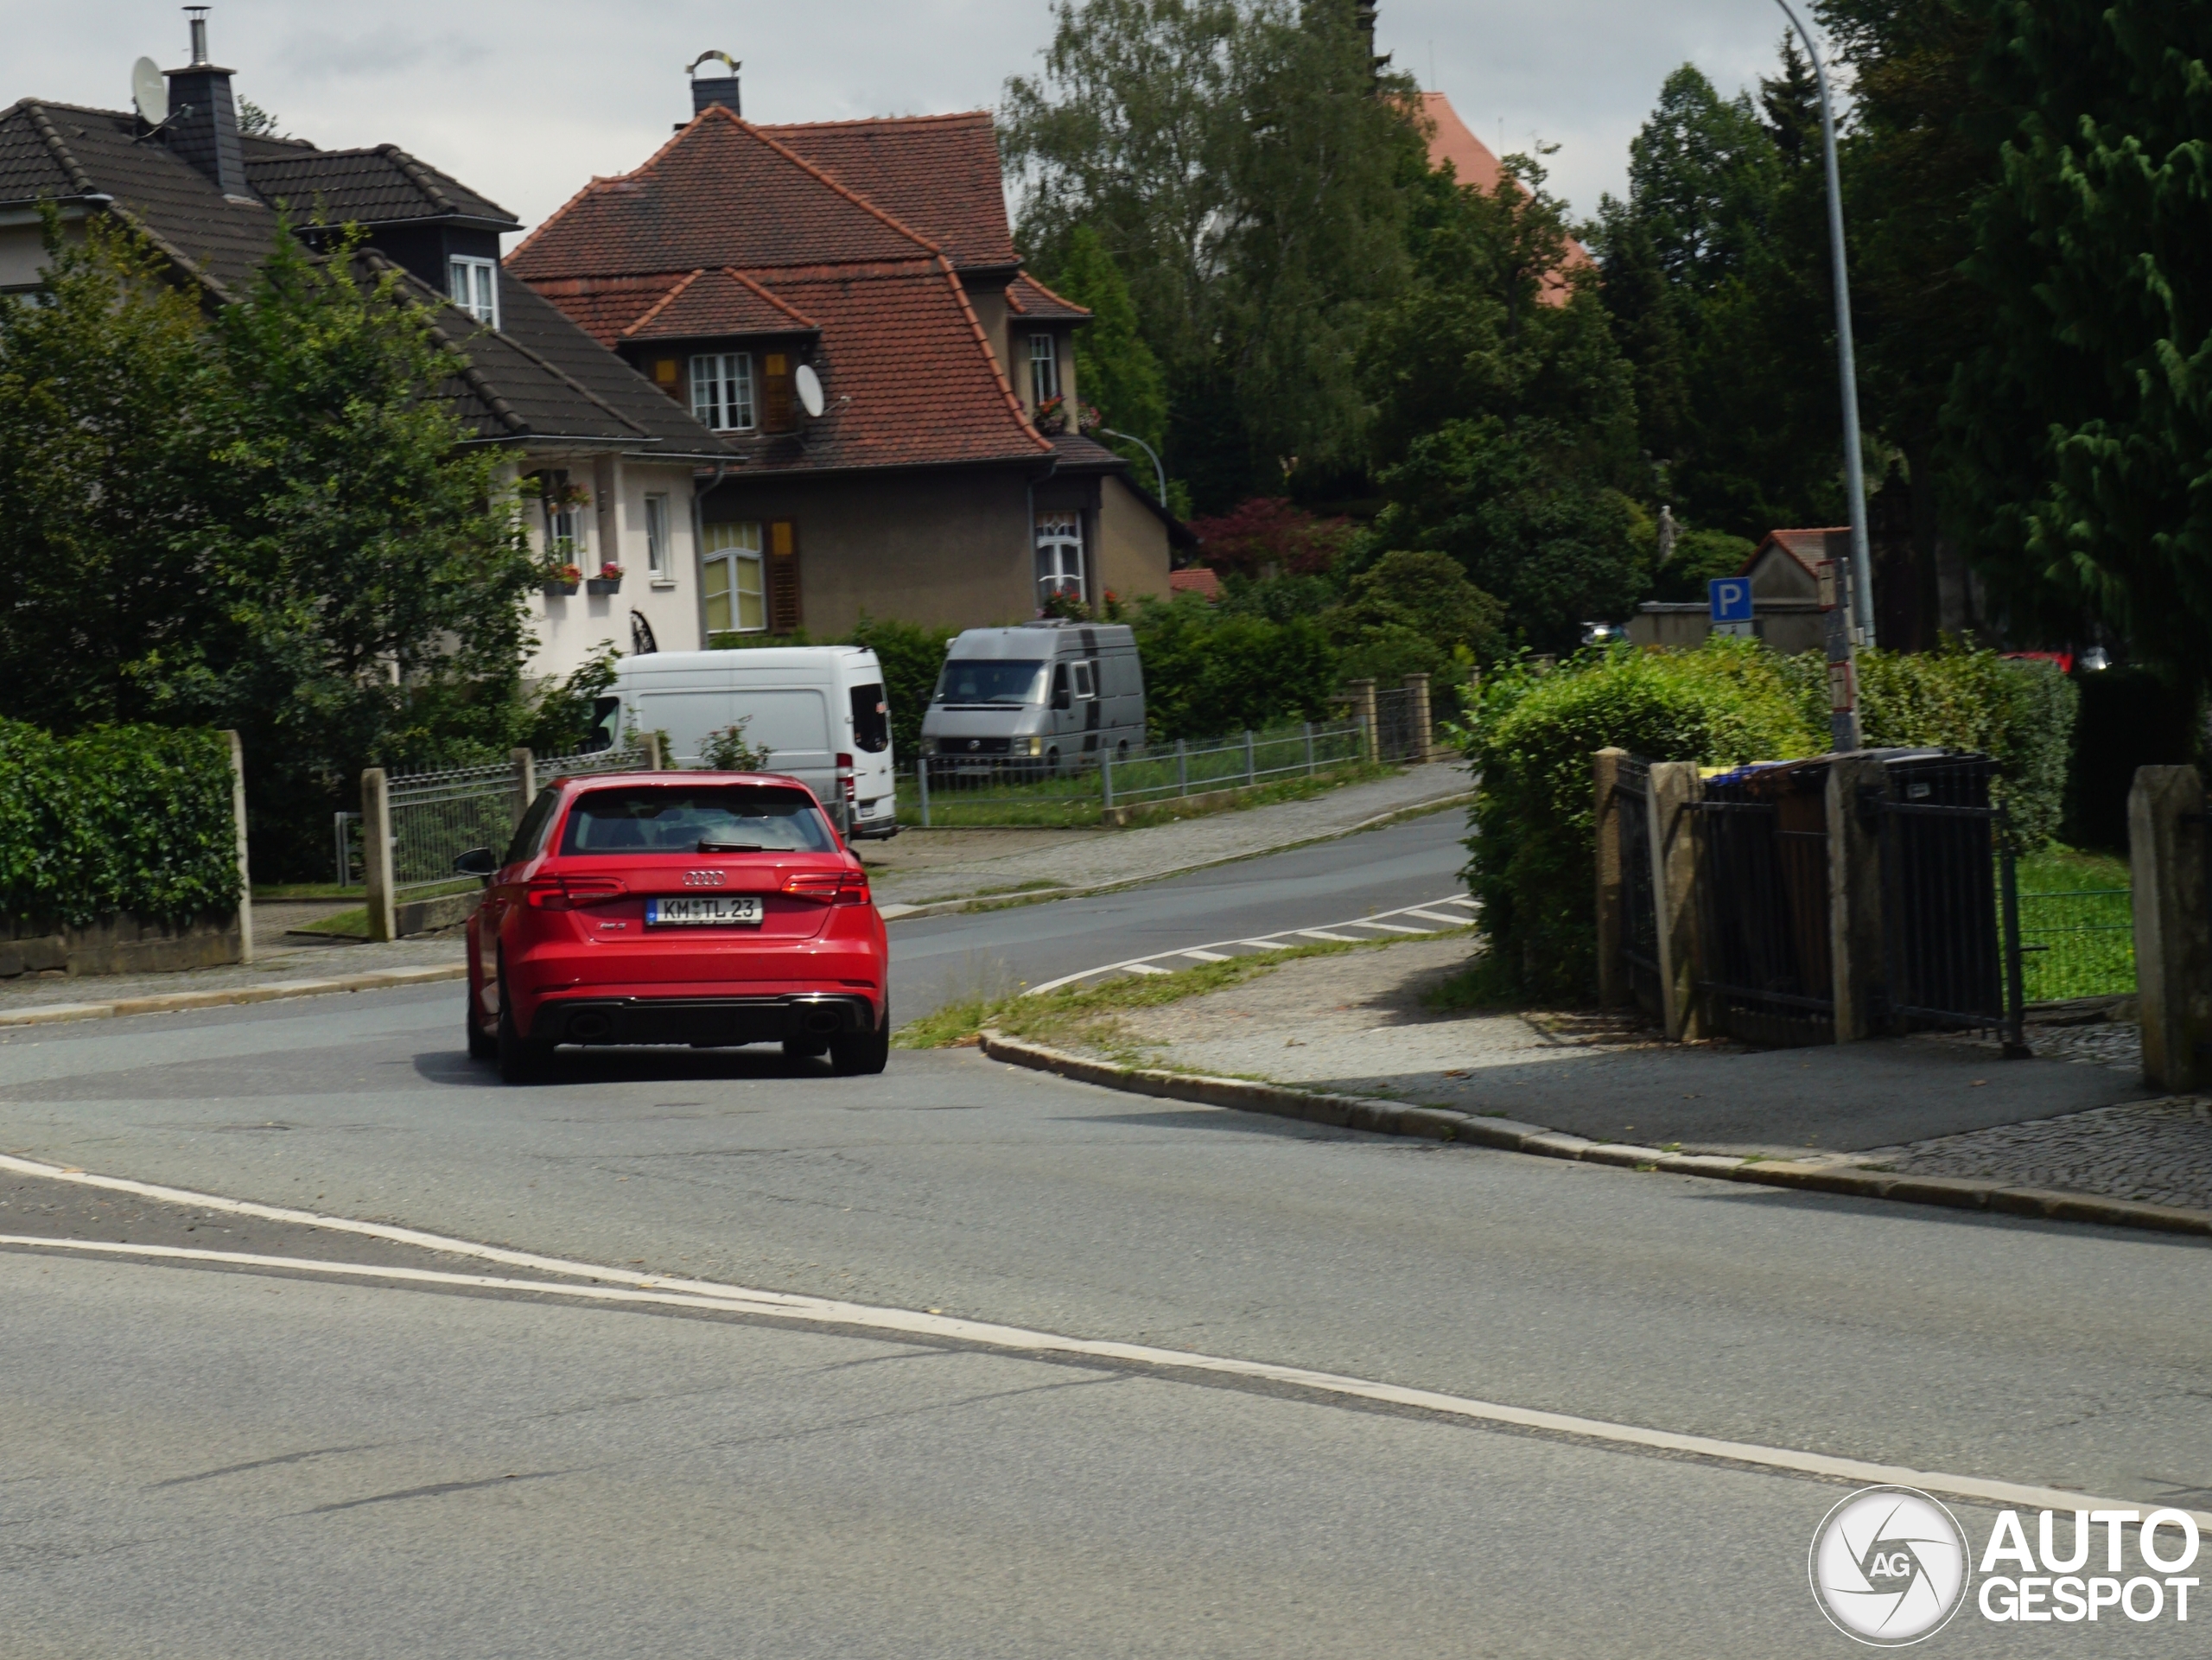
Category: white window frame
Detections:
[
  {"x1": 702, "y1": 521, "x2": 766, "y2": 634},
  {"x1": 690, "y1": 352, "x2": 757, "y2": 432},
  {"x1": 643, "y1": 493, "x2": 671, "y2": 580},
  {"x1": 1034, "y1": 511, "x2": 1083, "y2": 607},
  {"x1": 448, "y1": 256, "x2": 499, "y2": 328},
  {"x1": 1028, "y1": 333, "x2": 1058, "y2": 407}
]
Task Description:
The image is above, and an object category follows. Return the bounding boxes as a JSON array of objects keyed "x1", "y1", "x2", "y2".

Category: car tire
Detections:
[
  {"x1": 467, "y1": 1002, "x2": 496, "y2": 1061},
  {"x1": 830, "y1": 1006, "x2": 890, "y2": 1076},
  {"x1": 496, "y1": 974, "x2": 553, "y2": 1084},
  {"x1": 782, "y1": 1035, "x2": 830, "y2": 1062}
]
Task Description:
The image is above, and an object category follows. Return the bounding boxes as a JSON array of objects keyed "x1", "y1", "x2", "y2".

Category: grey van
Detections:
[{"x1": 918, "y1": 622, "x2": 1145, "y2": 773}]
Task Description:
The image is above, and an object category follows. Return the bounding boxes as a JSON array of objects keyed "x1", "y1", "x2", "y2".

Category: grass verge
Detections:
[
  {"x1": 897, "y1": 924, "x2": 1479, "y2": 1056},
  {"x1": 899, "y1": 760, "x2": 1395, "y2": 830}
]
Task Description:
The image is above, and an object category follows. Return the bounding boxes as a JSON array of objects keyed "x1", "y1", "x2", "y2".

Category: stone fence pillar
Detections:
[
  {"x1": 222, "y1": 729, "x2": 254, "y2": 966},
  {"x1": 511, "y1": 748, "x2": 536, "y2": 831},
  {"x1": 1826, "y1": 752, "x2": 1887, "y2": 1041},
  {"x1": 361, "y1": 768, "x2": 396, "y2": 944},
  {"x1": 1345, "y1": 677, "x2": 1379, "y2": 761},
  {"x1": 1402, "y1": 672, "x2": 1434, "y2": 762},
  {"x1": 1648, "y1": 760, "x2": 1705, "y2": 1040},
  {"x1": 2131, "y1": 765, "x2": 2209, "y2": 1092},
  {"x1": 1593, "y1": 747, "x2": 1627, "y2": 1009}
]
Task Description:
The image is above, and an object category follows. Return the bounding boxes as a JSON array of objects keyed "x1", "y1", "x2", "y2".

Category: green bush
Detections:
[
  {"x1": 1460, "y1": 641, "x2": 1822, "y2": 1000},
  {"x1": 1777, "y1": 646, "x2": 2080, "y2": 849},
  {"x1": 0, "y1": 719, "x2": 241, "y2": 929},
  {"x1": 1128, "y1": 593, "x2": 1340, "y2": 741}
]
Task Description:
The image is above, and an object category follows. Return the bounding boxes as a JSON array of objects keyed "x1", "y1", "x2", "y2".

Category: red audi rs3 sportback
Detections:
[{"x1": 457, "y1": 772, "x2": 889, "y2": 1084}]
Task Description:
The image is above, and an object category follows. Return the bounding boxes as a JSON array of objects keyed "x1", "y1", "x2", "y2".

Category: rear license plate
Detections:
[{"x1": 645, "y1": 896, "x2": 763, "y2": 927}]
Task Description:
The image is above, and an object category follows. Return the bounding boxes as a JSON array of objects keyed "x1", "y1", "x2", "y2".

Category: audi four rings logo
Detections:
[
  {"x1": 682, "y1": 870, "x2": 727, "y2": 887},
  {"x1": 1810, "y1": 1487, "x2": 1970, "y2": 1646}
]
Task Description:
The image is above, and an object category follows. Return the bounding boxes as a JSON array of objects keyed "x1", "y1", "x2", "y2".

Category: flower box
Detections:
[
  {"x1": 542, "y1": 580, "x2": 580, "y2": 596},
  {"x1": 586, "y1": 576, "x2": 622, "y2": 595}
]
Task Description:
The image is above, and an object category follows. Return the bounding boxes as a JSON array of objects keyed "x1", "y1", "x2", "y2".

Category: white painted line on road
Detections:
[
  {"x1": 1024, "y1": 894, "x2": 1476, "y2": 995},
  {"x1": 3, "y1": 1213, "x2": 2202, "y2": 1531},
  {"x1": 1178, "y1": 951, "x2": 1234, "y2": 963}
]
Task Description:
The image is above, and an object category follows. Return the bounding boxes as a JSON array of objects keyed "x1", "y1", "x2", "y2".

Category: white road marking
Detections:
[
  {"x1": 1, "y1": 1208, "x2": 2197, "y2": 1530},
  {"x1": 1024, "y1": 894, "x2": 1477, "y2": 995}
]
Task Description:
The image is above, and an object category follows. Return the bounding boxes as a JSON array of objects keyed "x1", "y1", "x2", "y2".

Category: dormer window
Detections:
[
  {"x1": 1028, "y1": 333, "x2": 1058, "y2": 406},
  {"x1": 448, "y1": 256, "x2": 499, "y2": 328},
  {"x1": 691, "y1": 352, "x2": 757, "y2": 432}
]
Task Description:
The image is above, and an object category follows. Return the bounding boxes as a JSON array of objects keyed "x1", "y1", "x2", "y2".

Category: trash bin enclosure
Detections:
[{"x1": 1691, "y1": 759, "x2": 1835, "y2": 1046}]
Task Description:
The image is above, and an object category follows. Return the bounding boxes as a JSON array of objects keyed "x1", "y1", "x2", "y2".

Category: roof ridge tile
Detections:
[
  {"x1": 618, "y1": 267, "x2": 704, "y2": 336},
  {"x1": 931, "y1": 251, "x2": 1051, "y2": 455}
]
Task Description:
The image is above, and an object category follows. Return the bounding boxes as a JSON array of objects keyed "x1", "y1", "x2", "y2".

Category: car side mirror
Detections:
[{"x1": 454, "y1": 846, "x2": 499, "y2": 879}]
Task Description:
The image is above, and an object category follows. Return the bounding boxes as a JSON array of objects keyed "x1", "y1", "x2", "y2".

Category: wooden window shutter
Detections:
[
  {"x1": 768, "y1": 518, "x2": 802, "y2": 633},
  {"x1": 763, "y1": 353, "x2": 794, "y2": 431}
]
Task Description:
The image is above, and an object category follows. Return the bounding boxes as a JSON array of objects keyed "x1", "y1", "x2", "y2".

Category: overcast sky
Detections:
[{"x1": 20, "y1": 1, "x2": 1804, "y2": 236}]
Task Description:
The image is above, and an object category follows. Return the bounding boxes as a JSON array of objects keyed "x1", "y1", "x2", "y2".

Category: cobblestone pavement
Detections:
[
  {"x1": 872, "y1": 763, "x2": 1471, "y2": 908},
  {"x1": 1853, "y1": 1096, "x2": 2212, "y2": 1213}
]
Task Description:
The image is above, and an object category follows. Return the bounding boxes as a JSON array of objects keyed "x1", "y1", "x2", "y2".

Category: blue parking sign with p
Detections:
[{"x1": 1708, "y1": 578, "x2": 1753, "y2": 622}]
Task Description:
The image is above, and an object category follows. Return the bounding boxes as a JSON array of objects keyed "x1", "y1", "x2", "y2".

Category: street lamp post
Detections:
[
  {"x1": 1099, "y1": 428, "x2": 1169, "y2": 507},
  {"x1": 1774, "y1": 0, "x2": 1872, "y2": 750}
]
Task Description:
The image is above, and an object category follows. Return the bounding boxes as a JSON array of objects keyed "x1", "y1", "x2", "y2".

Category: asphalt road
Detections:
[
  {"x1": 887, "y1": 807, "x2": 1471, "y2": 1014},
  {"x1": 1, "y1": 842, "x2": 2205, "y2": 1655}
]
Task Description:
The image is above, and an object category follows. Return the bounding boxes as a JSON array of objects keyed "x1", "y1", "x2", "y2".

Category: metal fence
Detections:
[
  {"x1": 1691, "y1": 759, "x2": 1836, "y2": 1046},
  {"x1": 1875, "y1": 754, "x2": 2024, "y2": 1047},
  {"x1": 2015, "y1": 887, "x2": 2133, "y2": 1001},
  {"x1": 1614, "y1": 758, "x2": 1662, "y2": 1019},
  {"x1": 386, "y1": 746, "x2": 646, "y2": 894},
  {"x1": 901, "y1": 719, "x2": 1370, "y2": 828},
  {"x1": 1372, "y1": 686, "x2": 1423, "y2": 764}
]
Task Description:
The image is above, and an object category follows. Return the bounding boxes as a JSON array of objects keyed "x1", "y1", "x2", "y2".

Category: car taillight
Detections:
[
  {"x1": 526, "y1": 876, "x2": 626, "y2": 910},
  {"x1": 780, "y1": 869, "x2": 869, "y2": 906}
]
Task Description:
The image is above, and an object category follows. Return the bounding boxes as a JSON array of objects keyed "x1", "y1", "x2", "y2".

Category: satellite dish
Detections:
[
  {"x1": 131, "y1": 57, "x2": 168, "y2": 127},
  {"x1": 793, "y1": 362, "x2": 825, "y2": 419}
]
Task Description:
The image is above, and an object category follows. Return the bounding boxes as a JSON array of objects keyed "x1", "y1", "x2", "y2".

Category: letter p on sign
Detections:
[{"x1": 1709, "y1": 578, "x2": 1754, "y2": 623}]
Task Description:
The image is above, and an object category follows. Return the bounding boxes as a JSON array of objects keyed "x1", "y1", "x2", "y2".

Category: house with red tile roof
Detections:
[
  {"x1": 1418, "y1": 92, "x2": 1592, "y2": 304},
  {"x1": 508, "y1": 67, "x2": 1187, "y2": 640}
]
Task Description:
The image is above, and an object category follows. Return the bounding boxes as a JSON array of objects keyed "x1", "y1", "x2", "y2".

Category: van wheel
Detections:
[
  {"x1": 1045, "y1": 747, "x2": 1060, "y2": 776},
  {"x1": 1116, "y1": 740, "x2": 1130, "y2": 760}
]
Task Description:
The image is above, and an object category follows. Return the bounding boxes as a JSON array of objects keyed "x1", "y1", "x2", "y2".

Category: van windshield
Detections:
[{"x1": 932, "y1": 659, "x2": 1046, "y2": 706}]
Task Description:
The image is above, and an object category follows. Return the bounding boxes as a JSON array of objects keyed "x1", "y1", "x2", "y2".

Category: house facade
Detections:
[
  {"x1": 0, "y1": 16, "x2": 737, "y2": 683},
  {"x1": 505, "y1": 67, "x2": 1185, "y2": 640}
]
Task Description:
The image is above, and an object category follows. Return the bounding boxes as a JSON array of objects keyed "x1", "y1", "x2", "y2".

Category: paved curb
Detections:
[
  {"x1": 976, "y1": 1031, "x2": 2212, "y2": 1243},
  {"x1": 0, "y1": 964, "x2": 466, "y2": 1029},
  {"x1": 876, "y1": 788, "x2": 1474, "y2": 922}
]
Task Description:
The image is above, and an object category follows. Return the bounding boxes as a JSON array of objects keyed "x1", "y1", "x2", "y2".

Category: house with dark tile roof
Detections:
[
  {"x1": 0, "y1": 15, "x2": 736, "y2": 681},
  {"x1": 506, "y1": 64, "x2": 1186, "y2": 639}
]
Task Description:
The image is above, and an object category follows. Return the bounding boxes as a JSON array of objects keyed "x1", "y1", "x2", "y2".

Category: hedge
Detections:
[
  {"x1": 1461, "y1": 640, "x2": 2082, "y2": 1003},
  {"x1": 0, "y1": 720, "x2": 240, "y2": 929},
  {"x1": 1461, "y1": 641, "x2": 1821, "y2": 1001}
]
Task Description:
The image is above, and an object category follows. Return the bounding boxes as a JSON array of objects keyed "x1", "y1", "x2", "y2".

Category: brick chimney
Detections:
[
  {"x1": 688, "y1": 51, "x2": 742, "y2": 118},
  {"x1": 165, "y1": 7, "x2": 253, "y2": 200}
]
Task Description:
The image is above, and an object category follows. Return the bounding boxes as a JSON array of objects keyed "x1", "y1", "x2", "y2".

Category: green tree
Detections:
[
  {"x1": 1003, "y1": 0, "x2": 1422, "y2": 506},
  {"x1": 0, "y1": 217, "x2": 542, "y2": 878},
  {"x1": 1045, "y1": 226, "x2": 1168, "y2": 475},
  {"x1": 1947, "y1": 0, "x2": 2212, "y2": 687}
]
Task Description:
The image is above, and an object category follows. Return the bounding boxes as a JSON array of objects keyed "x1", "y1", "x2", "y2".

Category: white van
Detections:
[
  {"x1": 592, "y1": 648, "x2": 898, "y2": 838},
  {"x1": 918, "y1": 621, "x2": 1145, "y2": 771}
]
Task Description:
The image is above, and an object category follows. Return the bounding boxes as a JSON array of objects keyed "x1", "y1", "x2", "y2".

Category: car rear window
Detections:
[{"x1": 558, "y1": 785, "x2": 835, "y2": 855}]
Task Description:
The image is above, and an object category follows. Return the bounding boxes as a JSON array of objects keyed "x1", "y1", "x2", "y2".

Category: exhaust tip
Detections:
[
  {"x1": 568, "y1": 1012, "x2": 613, "y2": 1043},
  {"x1": 804, "y1": 1009, "x2": 842, "y2": 1036}
]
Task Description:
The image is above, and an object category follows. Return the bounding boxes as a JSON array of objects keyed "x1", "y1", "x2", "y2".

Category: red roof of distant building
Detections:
[
  {"x1": 1750, "y1": 527, "x2": 1849, "y2": 578},
  {"x1": 1169, "y1": 567, "x2": 1223, "y2": 601},
  {"x1": 512, "y1": 107, "x2": 1056, "y2": 474},
  {"x1": 1419, "y1": 92, "x2": 1592, "y2": 303},
  {"x1": 759, "y1": 111, "x2": 1020, "y2": 270}
]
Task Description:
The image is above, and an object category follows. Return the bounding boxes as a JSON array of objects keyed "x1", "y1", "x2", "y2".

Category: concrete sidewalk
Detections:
[
  {"x1": 865, "y1": 762, "x2": 1471, "y2": 912},
  {"x1": 1057, "y1": 936, "x2": 2205, "y2": 1215}
]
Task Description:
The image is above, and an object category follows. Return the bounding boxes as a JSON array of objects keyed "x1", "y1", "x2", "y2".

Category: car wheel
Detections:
[
  {"x1": 467, "y1": 1002, "x2": 496, "y2": 1061},
  {"x1": 782, "y1": 1035, "x2": 830, "y2": 1062},
  {"x1": 496, "y1": 970, "x2": 553, "y2": 1084},
  {"x1": 830, "y1": 1005, "x2": 890, "y2": 1076}
]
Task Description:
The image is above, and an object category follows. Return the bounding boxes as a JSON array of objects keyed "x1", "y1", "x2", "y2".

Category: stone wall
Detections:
[{"x1": 0, "y1": 912, "x2": 244, "y2": 980}]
